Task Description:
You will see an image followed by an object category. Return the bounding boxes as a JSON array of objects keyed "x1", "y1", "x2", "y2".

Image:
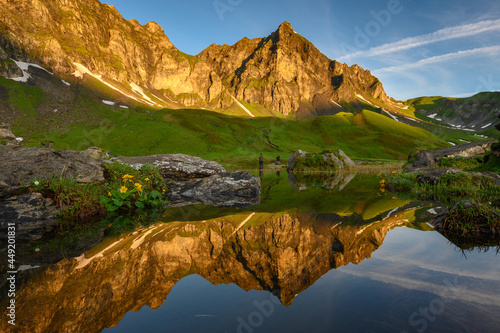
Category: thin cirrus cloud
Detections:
[
  {"x1": 373, "y1": 45, "x2": 500, "y2": 75},
  {"x1": 338, "y1": 18, "x2": 500, "y2": 61}
]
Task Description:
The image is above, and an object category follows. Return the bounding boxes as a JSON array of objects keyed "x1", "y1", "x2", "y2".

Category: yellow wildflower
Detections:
[
  {"x1": 122, "y1": 174, "x2": 134, "y2": 182},
  {"x1": 108, "y1": 192, "x2": 112, "y2": 196},
  {"x1": 380, "y1": 179, "x2": 385, "y2": 183},
  {"x1": 144, "y1": 178, "x2": 150, "y2": 182},
  {"x1": 120, "y1": 186, "x2": 127, "y2": 193},
  {"x1": 135, "y1": 183, "x2": 143, "y2": 192},
  {"x1": 392, "y1": 170, "x2": 398, "y2": 174}
]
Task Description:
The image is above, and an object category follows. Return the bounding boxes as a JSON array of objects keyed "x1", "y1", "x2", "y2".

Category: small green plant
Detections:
[
  {"x1": 384, "y1": 170, "x2": 500, "y2": 204},
  {"x1": 438, "y1": 156, "x2": 481, "y2": 170},
  {"x1": 442, "y1": 201, "x2": 500, "y2": 233},
  {"x1": 98, "y1": 173, "x2": 167, "y2": 213},
  {"x1": 293, "y1": 153, "x2": 338, "y2": 171},
  {"x1": 28, "y1": 176, "x2": 106, "y2": 221},
  {"x1": 30, "y1": 179, "x2": 46, "y2": 191},
  {"x1": 474, "y1": 152, "x2": 500, "y2": 174},
  {"x1": 27, "y1": 162, "x2": 169, "y2": 231}
]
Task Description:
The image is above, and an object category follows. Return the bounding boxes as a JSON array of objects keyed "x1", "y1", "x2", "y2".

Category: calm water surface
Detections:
[{"x1": 1, "y1": 172, "x2": 499, "y2": 333}]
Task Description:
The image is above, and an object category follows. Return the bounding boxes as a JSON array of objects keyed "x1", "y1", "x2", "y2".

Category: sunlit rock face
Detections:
[
  {"x1": 0, "y1": 207, "x2": 413, "y2": 333},
  {"x1": 199, "y1": 21, "x2": 390, "y2": 116},
  {"x1": 0, "y1": 0, "x2": 391, "y2": 115}
]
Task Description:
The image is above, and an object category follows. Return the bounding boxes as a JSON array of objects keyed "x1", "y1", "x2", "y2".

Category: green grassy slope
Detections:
[
  {"x1": 0, "y1": 77, "x2": 468, "y2": 169},
  {"x1": 405, "y1": 92, "x2": 500, "y2": 141},
  {"x1": 10, "y1": 108, "x2": 448, "y2": 169}
]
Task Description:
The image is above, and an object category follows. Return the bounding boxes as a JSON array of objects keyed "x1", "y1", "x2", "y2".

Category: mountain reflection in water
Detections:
[{"x1": 1, "y1": 172, "x2": 499, "y2": 333}]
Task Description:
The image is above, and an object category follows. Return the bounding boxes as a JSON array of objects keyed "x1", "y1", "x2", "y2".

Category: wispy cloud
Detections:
[
  {"x1": 340, "y1": 267, "x2": 500, "y2": 307},
  {"x1": 373, "y1": 45, "x2": 500, "y2": 75},
  {"x1": 339, "y1": 19, "x2": 500, "y2": 61}
]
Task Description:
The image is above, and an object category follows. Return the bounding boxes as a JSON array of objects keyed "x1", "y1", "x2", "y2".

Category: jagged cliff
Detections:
[
  {"x1": 198, "y1": 21, "x2": 389, "y2": 116},
  {"x1": 0, "y1": 0, "x2": 393, "y2": 117},
  {"x1": 0, "y1": 0, "x2": 215, "y2": 108},
  {"x1": 0, "y1": 208, "x2": 413, "y2": 332}
]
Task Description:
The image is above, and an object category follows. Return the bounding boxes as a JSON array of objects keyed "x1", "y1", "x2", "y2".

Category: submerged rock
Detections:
[{"x1": 0, "y1": 193, "x2": 60, "y2": 240}]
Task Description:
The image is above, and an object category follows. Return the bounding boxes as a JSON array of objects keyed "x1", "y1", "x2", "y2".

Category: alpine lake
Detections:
[{"x1": 2, "y1": 171, "x2": 499, "y2": 333}]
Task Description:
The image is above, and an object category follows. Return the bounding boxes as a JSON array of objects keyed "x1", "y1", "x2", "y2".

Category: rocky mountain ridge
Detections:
[
  {"x1": 0, "y1": 0, "x2": 397, "y2": 118},
  {"x1": 408, "y1": 92, "x2": 500, "y2": 130}
]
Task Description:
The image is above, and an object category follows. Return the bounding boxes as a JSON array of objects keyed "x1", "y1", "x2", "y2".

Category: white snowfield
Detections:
[
  {"x1": 382, "y1": 109, "x2": 400, "y2": 122},
  {"x1": 8, "y1": 59, "x2": 53, "y2": 82},
  {"x1": 230, "y1": 95, "x2": 255, "y2": 117},
  {"x1": 356, "y1": 94, "x2": 377, "y2": 108},
  {"x1": 404, "y1": 116, "x2": 421, "y2": 123},
  {"x1": 330, "y1": 99, "x2": 344, "y2": 109},
  {"x1": 72, "y1": 62, "x2": 171, "y2": 108}
]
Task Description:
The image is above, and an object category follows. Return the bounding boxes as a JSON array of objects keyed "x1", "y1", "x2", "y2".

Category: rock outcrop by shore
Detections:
[
  {"x1": 0, "y1": 146, "x2": 261, "y2": 241},
  {"x1": 117, "y1": 154, "x2": 260, "y2": 208},
  {"x1": 118, "y1": 154, "x2": 227, "y2": 181},
  {"x1": 407, "y1": 140, "x2": 495, "y2": 170},
  {"x1": 429, "y1": 200, "x2": 500, "y2": 237},
  {"x1": 0, "y1": 145, "x2": 106, "y2": 200},
  {"x1": 287, "y1": 149, "x2": 356, "y2": 172}
]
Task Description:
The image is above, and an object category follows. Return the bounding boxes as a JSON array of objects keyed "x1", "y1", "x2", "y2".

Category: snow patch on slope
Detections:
[
  {"x1": 8, "y1": 59, "x2": 53, "y2": 82},
  {"x1": 330, "y1": 99, "x2": 344, "y2": 109},
  {"x1": 382, "y1": 109, "x2": 400, "y2": 122},
  {"x1": 357, "y1": 94, "x2": 377, "y2": 108},
  {"x1": 72, "y1": 63, "x2": 163, "y2": 107},
  {"x1": 230, "y1": 95, "x2": 255, "y2": 117}
]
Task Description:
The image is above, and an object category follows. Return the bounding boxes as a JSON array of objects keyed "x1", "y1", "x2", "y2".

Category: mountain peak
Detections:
[
  {"x1": 279, "y1": 21, "x2": 294, "y2": 33},
  {"x1": 273, "y1": 21, "x2": 295, "y2": 41},
  {"x1": 144, "y1": 21, "x2": 164, "y2": 35},
  {"x1": 0, "y1": 1, "x2": 393, "y2": 117}
]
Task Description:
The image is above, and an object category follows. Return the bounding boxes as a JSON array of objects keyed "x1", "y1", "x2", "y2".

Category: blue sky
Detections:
[{"x1": 103, "y1": 0, "x2": 500, "y2": 100}]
